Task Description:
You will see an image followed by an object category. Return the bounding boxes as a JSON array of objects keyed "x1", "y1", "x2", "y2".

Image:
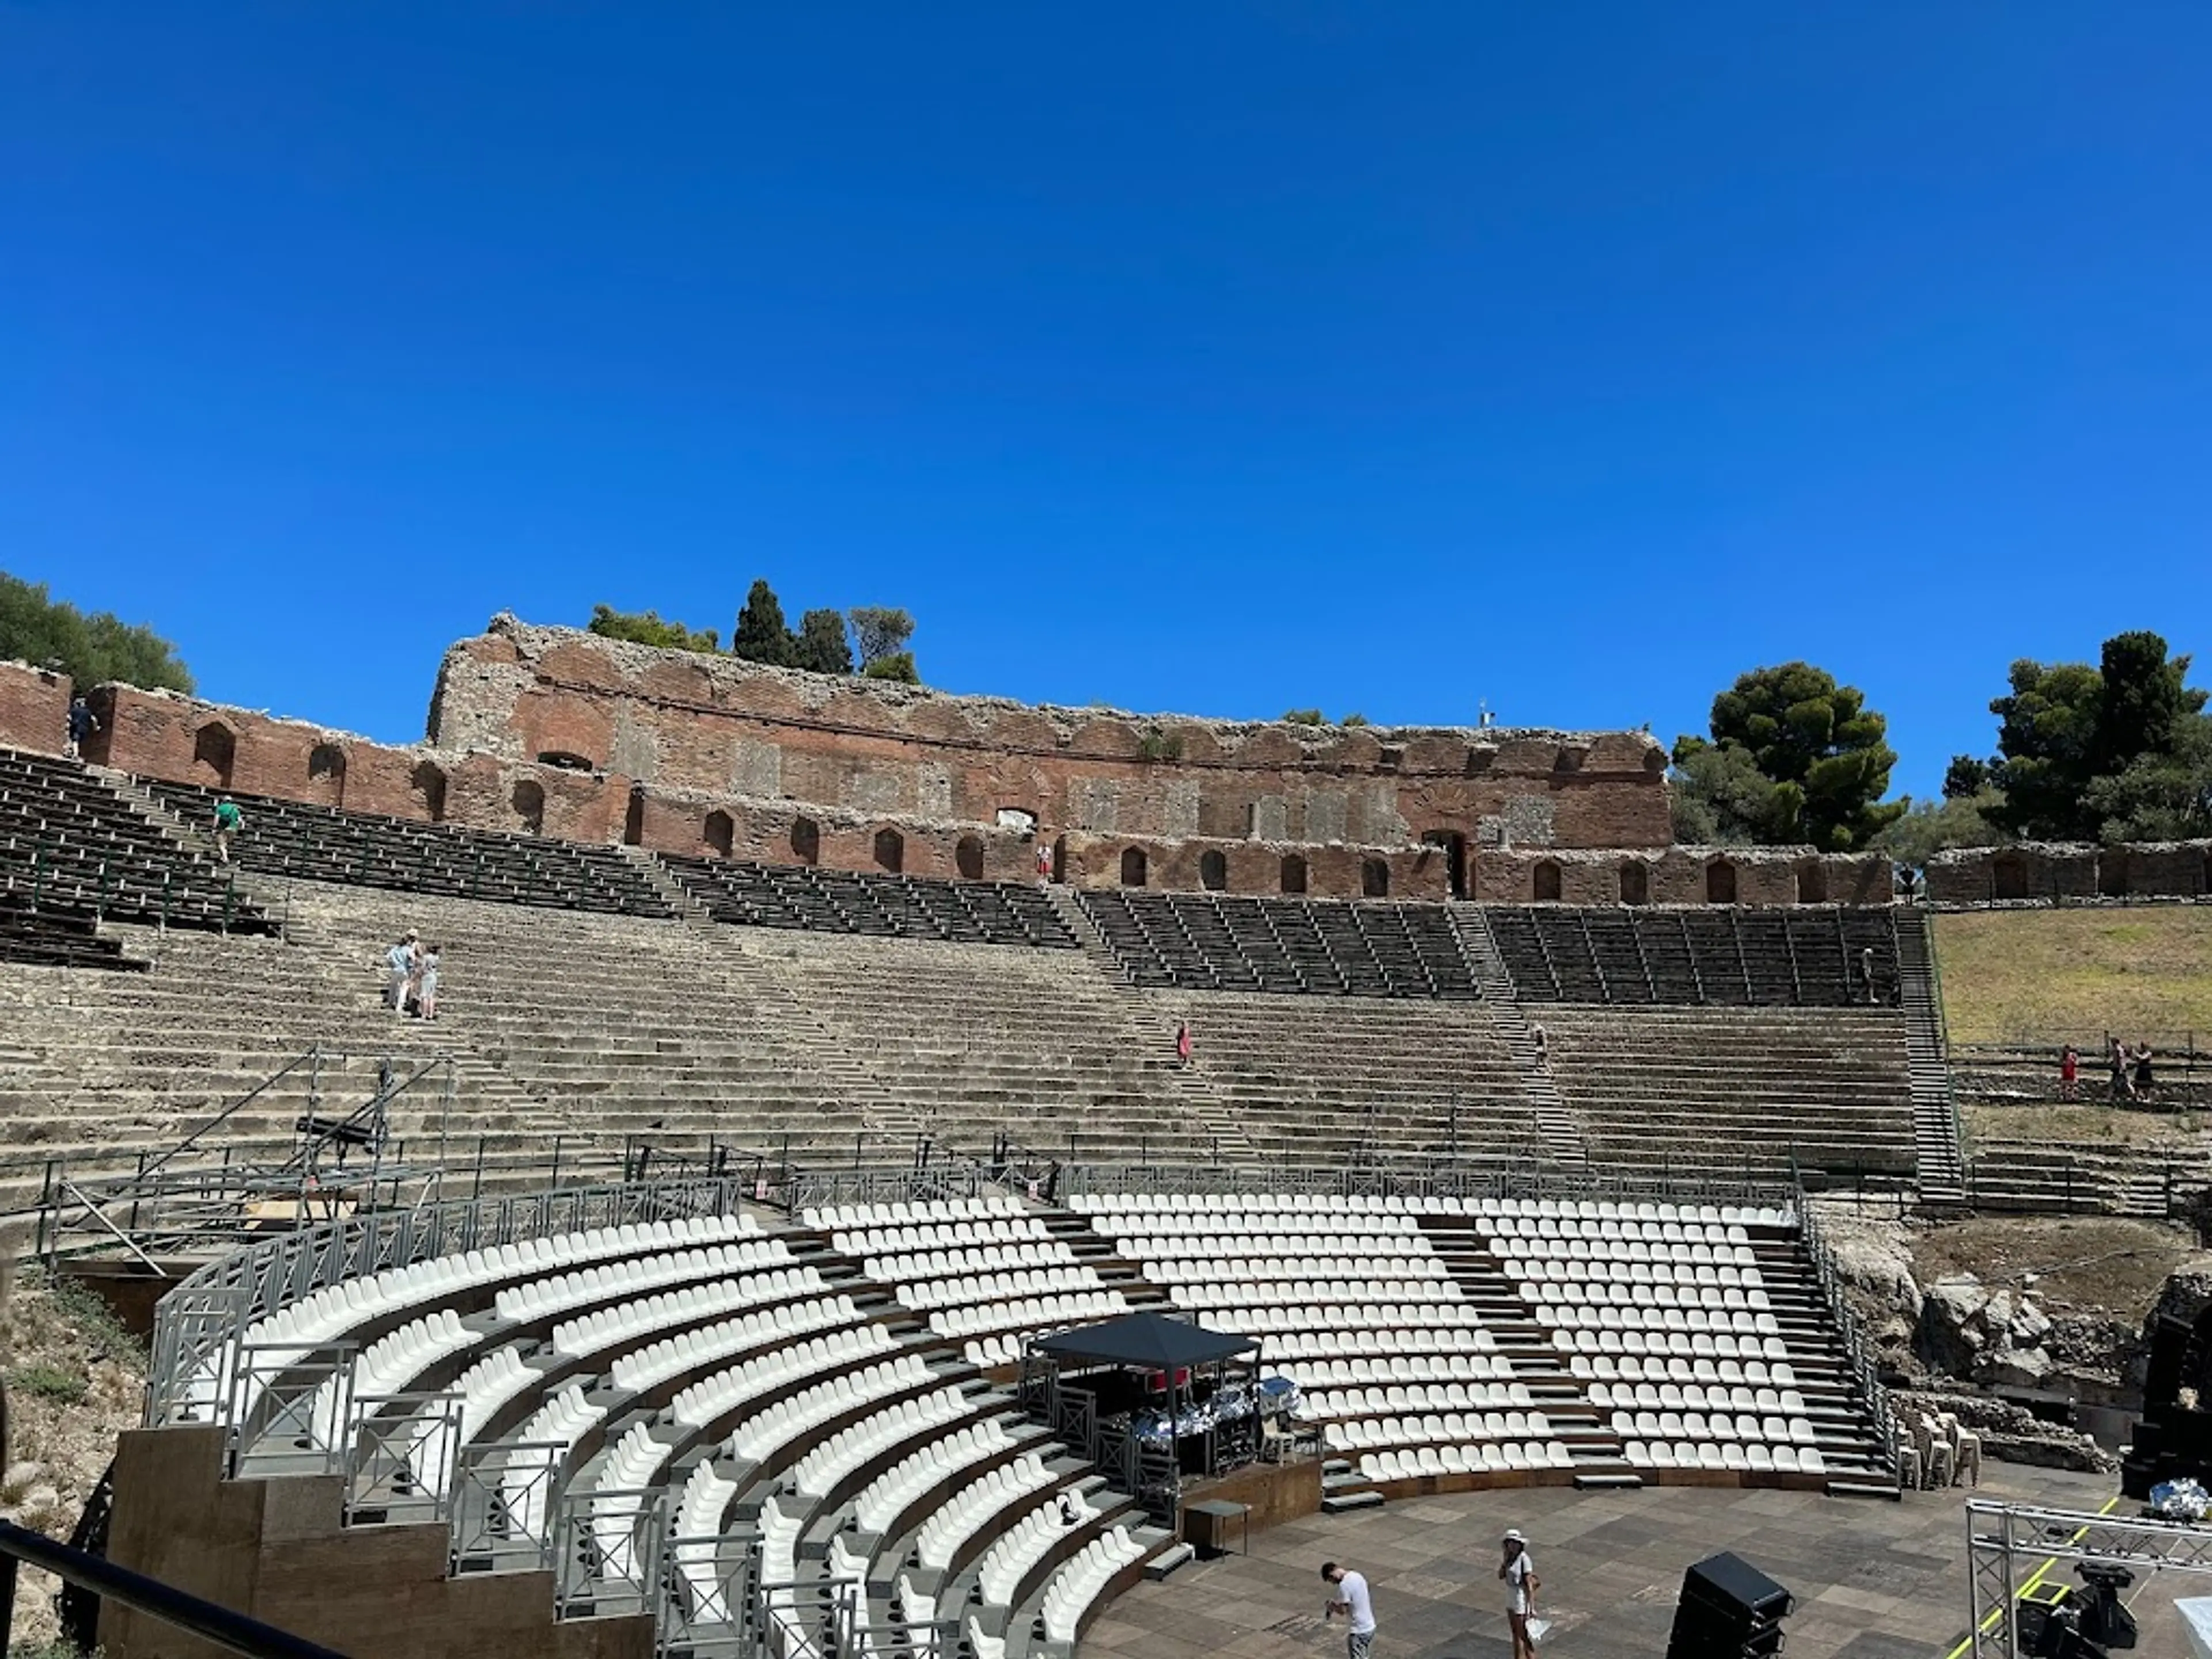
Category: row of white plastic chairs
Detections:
[
  {"x1": 1519, "y1": 1282, "x2": 1771, "y2": 1313},
  {"x1": 1550, "y1": 1329, "x2": 1793, "y2": 1362},
  {"x1": 1249, "y1": 1327, "x2": 1501, "y2": 1359},
  {"x1": 1593, "y1": 1380, "x2": 1807, "y2": 1415},
  {"x1": 425, "y1": 1268, "x2": 837, "y2": 1471},
  {"x1": 802, "y1": 1196, "x2": 1030, "y2": 1229},
  {"x1": 1535, "y1": 1305, "x2": 1783, "y2": 1339},
  {"x1": 729, "y1": 1354, "x2": 935, "y2": 1464},
  {"x1": 1041, "y1": 1525, "x2": 1148, "y2": 1647},
  {"x1": 1486, "y1": 1215, "x2": 1761, "y2": 1245},
  {"x1": 1608, "y1": 1408, "x2": 1819, "y2": 1448},
  {"x1": 245, "y1": 1213, "x2": 760, "y2": 1354},
  {"x1": 1086, "y1": 1211, "x2": 1420, "y2": 1237},
  {"x1": 1278, "y1": 1352, "x2": 1515, "y2": 1386},
  {"x1": 1624, "y1": 1441, "x2": 1826, "y2": 1476},
  {"x1": 673, "y1": 1324, "x2": 900, "y2": 1430},
  {"x1": 860, "y1": 1243, "x2": 1077, "y2": 1281},
  {"x1": 1073, "y1": 1192, "x2": 1791, "y2": 1226},
  {"x1": 1506, "y1": 1255, "x2": 1763, "y2": 1286},
  {"x1": 963, "y1": 1335, "x2": 1025, "y2": 1369},
  {"x1": 1358, "y1": 1442, "x2": 1574, "y2": 1480},
  {"x1": 1328, "y1": 1408, "x2": 1556, "y2": 1449},
  {"x1": 609, "y1": 1291, "x2": 858, "y2": 1393},
  {"x1": 853, "y1": 1418, "x2": 1018, "y2": 1537},
  {"x1": 914, "y1": 1450, "x2": 1056, "y2": 1571},
  {"x1": 217, "y1": 1213, "x2": 761, "y2": 1425},
  {"x1": 1177, "y1": 1301, "x2": 1483, "y2": 1331},
  {"x1": 1171, "y1": 1281, "x2": 1464, "y2": 1308},
  {"x1": 1131, "y1": 1250, "x2": 1447, "y2": 1279},
  {"x1": 792, "y1": 1386, "x2": 977, "y2": 1499},
  {"x1": 836, "y1": 1219, "x2": 1055, "y2": 1257},
  {"x1": 1303, "y1": 1382, "x2": 1536, "y2": 1419},
  {"x1": 977, "y1": 1490, "x2": 1097, "y2": 1607},
  {"x1": 927, "y1": 1290, "x2": 1128, "y2": 1339},
  {"x1": 495, "y1": 1238, "x2": 794, "y2": 1322},
  {"x1": 1504, "y1": 1247, "x2": 1760, "y2": 1274},
  {"x1": 889, "y1": 1267, "x2": 1105, "y2": 1310},
  {"x1": 1568, "y1": 1353, "x2": 1800, "y2": 1388},
  {"x1": 1108, "y1": 1234, "x2": 1444, "y2": 1263},
  {"x1": 558, "y1": 1269, "x2": 834, "y2": 1361}
]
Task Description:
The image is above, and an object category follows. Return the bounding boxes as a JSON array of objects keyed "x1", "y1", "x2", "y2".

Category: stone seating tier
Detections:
[
  {"x1": 1081, "y1": 889, "x2": 1481, "y2": 999},
  {"x1": 1486, "y1": 906, "x2": 1900, "y2": 1007},
  {"x1": 141, "y1": 777, "x2": 675, "y2": 919},
  {"x1": 661, "y1": 853, "x2": 1077, "y2": 949},
  {"x1": 0, "y1": 747, "x2": 270, "y2": 933}
]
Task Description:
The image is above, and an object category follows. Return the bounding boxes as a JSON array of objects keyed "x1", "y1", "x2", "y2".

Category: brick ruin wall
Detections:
[
  {"x1": 1928, "y1": 842, "x2": 2212, "y2": 904},
  {"x1": 1475, "y1": 845, "x2": 1894, "y2": 907},
  {"x1": 1, "y1": 625, "x2": 1910, "y2": 906},
  {"x1": 0, "y1": 658, "x2": 70, "y2": 751}
]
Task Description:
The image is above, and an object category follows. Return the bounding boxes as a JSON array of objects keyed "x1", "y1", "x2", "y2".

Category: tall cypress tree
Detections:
[{"x1": 731, "y1": 579, "x2": 797, "y2": 666}]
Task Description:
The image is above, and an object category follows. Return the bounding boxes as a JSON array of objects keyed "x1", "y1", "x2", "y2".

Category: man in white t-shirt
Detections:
[
  {"x1": 1321, "y1": 1560, "x2": 1377, "y2": 1659},
  {"x1": 1500, "y1": 1529, "x2": 1541, "y2": 1657}
]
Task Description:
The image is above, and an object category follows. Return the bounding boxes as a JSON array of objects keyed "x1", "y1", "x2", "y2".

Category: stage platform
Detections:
[{"x1": 1084, "y1": 1464, "x2": 2189, "y2": 1659}]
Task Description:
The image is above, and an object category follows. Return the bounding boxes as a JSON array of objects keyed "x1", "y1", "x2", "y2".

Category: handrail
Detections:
[
  {"x1": 0, "y1": 1517, "x2": 351, "y2": 1659},
  {"x1": 135, "y1": 1047, "x2": 328, "y2": 1187}
]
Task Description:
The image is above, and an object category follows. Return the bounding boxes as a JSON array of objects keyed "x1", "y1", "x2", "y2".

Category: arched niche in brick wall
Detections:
[
  {"x1": 956, "y1": 834, "x2": 984, "y2": 881},
  {"x1": 873, "y1": 827, "x2": 904, "y2": 874},
  {"x1": 1119, "y1": 846, "x2": 1148, "y2": 887},
  {"x1": 511, "y1": 779, "x2": 546, "y2": 835},
  {"x1": 411, "y1": 761, "x2": 448, "y2": 824},
  {"x1": 306, "y1": 742, "x2": 346, "y2": 808},
  {"x1": 1992, "y1": 851, "x2": 2028, "y2": 901},
  {"x1": 1619, "y1": 861, "x2": 1649, "y2": 906},
  {"x1": 791, "y1": 817, "x2": 821, "y2": 866},
  {"x1": 1533, "y1": 860, "x2": 1562, "y2": 903},
  {"x1": 1199, "y1": 849, "x2": 1228, "y2": 891},
  {"x1": 1361, "y1": 858, "x2": 1390, "y2": 899},
  {"x1": 1796, "y1": 860, "x2": 1828, "y2": 904},
  {"x1": 192, "y1": 722, "x2": 236, "y2": 790},
  {"x1": 1706, "y1": 859, "x2": 1737, "y2": 904},
  {"x1": 704, "y1": 810, "x2": 735, "y2": 859},
  {"x1": 1280, "y1": 853, "x2": 1308, "y2": 895}
]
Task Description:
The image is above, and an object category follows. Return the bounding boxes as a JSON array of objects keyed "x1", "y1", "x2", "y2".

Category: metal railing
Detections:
[{"x1": 1797, "y1": 1199, "x2": 1898, "y2": 1484}]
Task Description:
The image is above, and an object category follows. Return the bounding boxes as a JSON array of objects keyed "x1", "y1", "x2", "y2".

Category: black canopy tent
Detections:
[
  {"x1": 1031, "y1": 1312, "x2": 1256, "y2": 1372},
  {"x1": 1022, "y1": 1313, "x2": 1266, "y2": 1524}
]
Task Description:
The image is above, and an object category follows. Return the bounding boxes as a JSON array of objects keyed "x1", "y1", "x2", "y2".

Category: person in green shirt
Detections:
[{"x1": 212, "y1": 796, "x2": 244, "y2": 863}]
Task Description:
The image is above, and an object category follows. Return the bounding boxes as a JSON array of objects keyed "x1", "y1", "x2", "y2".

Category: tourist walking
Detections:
[
  {"x1": 2109, "y1": 1036, "x2": 2133, "y2": 1104},
  {"x1": 1861, "y1": 945, "x2": 1878, "y2": 1004},
  {"x1": 65, "y1": 696, "x2": 97, "y2": 758},
  {"x1": 2133, "y1": 1042, "x2": 2156, "y2": 1104},
  {"x1": 1175, "y1": 1020, "x2": 1193, "y2": 1069},
  {"x1": 1321, "y1": 1562, "x2": 1377, "y2": 1659},
  {"x1": 385, "y1": 931, "x2": 418, "y2": 1014},
  {"x1": 1531, "y1": 1023, "x2": 1550, "y2": 1070},
  {"x1": 1500, "y1": 1530, "x2": 1542, "y2": 1658},
  {"x1": 415, "y1": 943, "x2": 442, "y2": 1021},
  {"x1": 211, "y1": 794, "x2": 244, "y2": 863},
  {"x1": 2059, "y1": 1044, "x2": 2078, "y2": 1103}
]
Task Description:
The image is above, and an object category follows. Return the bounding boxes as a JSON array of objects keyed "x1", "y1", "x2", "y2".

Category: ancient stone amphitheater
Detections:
[{"x1": 0, "y1": 625, "x2": 1938, "y2": 1659}]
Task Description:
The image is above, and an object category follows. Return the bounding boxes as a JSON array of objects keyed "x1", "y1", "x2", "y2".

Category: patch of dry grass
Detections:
[
  {"x1": 1911, "y1": 1215, "x2": 2207, "y2": 1318},
  {"x1": 1961, "y1": 1102, "x2": 2207, "y2": 1149},
  {"x1": 1934, "y1": 908, "x2": 2212, "y2": 1044}
]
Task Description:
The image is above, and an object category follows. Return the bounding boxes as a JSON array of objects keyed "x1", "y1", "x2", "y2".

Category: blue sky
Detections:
[{"x1": 3, "y1": 4, "x2": 2207, "y2": 800}]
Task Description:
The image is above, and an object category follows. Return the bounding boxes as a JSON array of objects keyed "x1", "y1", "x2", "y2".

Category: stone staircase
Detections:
[
  {"x1": 1452, "y1": 907, "x2": 1589, "y2": 1168},
  {"x1": 1892, "y1": 908, "x2": 1965, "y2": 1203}
]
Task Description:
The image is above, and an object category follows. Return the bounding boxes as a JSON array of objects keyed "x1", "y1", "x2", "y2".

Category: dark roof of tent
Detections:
[{"x1": 1029, "y1": 1310, "x2": 1256, "y2": 1370}]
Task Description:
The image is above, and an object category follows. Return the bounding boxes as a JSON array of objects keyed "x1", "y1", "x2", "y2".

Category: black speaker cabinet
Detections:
[{"x1": 1667, "y1": 1553, "x2": 1793, "y2": 1659}]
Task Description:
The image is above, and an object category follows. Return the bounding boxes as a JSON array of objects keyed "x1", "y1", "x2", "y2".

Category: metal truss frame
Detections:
[{"x1": 1965, "y1": 1499, "x2": 2212, "y2": 1659}]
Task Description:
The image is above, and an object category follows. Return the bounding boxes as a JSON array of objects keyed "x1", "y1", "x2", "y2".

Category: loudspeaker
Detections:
[{"x1": 1666, "y1": 1553, "x2": 1793, "y2": 1659}]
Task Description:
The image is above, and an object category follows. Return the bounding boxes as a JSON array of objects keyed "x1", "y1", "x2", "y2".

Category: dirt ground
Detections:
[
  {"x1": 1962, "y1": 1101, "x2": 2208, "y2": 1147},
  {"x1": 1, "y1": 1260, "x2": 147, "y2": 1651},
  {"x1": 1909, "y1": 1214, "x2": 2209, "y2": 1319},
  {"x1": 1935, "y1": 907, "x2": 2212, "y2": 1044}
]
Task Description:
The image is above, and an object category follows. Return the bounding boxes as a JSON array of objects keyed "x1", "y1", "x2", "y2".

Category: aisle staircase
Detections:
[
  {"x1": 1891, "y1": 910, "x2": 1965, "y2": 1205},
  {"x1": 1452, "y1": 908, "x2": 1589, "y2": 1168}
]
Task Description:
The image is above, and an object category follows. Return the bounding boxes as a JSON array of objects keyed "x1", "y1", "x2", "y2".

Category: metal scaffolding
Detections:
[{"x1": 1964, "y1": 1499, "x2": 2212, "y2": 1659}]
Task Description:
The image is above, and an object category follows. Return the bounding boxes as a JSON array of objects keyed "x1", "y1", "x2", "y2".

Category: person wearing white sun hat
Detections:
[{"x1": 1500, "y1": 1529, "x2": 1543, "y2": 1657}]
